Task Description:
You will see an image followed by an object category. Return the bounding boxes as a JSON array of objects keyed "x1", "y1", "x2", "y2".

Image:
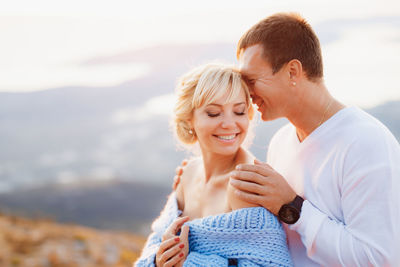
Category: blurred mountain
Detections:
[{"x1": 0, "y1": 180, "x2": 170, "y2": 235}]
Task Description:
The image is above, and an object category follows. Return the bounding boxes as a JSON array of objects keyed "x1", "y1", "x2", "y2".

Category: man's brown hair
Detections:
[{"x1": 237, "y1": 13, "x2": 323, "y2": 81}]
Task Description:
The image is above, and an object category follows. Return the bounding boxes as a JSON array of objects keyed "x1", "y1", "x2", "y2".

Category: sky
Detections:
[{"x1": 1, "y1": 0, "x2": 400, "y2": 108}]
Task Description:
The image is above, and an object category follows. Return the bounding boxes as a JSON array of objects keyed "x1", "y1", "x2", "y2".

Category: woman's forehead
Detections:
[{"x1": 204, "y1": 88, "x2": 247, "y2": 106}]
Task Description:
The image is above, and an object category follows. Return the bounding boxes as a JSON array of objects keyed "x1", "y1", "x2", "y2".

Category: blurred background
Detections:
[{"x1": 0, "y1": 0, "x2": 399, "y2": 266}]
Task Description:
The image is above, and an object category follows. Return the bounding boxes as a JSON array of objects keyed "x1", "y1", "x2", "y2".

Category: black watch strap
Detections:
[
  {"x1": 278, "y1": 195, "x2": 304, "y2": 224},
  {"x1": 292, "y1": 195, "x2": 304, "y2": 210}
]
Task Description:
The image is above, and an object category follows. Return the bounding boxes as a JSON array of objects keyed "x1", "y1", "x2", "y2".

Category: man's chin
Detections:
[{"x1": 260, "y1": 110, "x2": 274, "y2": 122}]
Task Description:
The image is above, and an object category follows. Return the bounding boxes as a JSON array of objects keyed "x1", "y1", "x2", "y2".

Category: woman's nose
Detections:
[{"x1": 221, "y1": 115, "x2": 236, "y2": 128}]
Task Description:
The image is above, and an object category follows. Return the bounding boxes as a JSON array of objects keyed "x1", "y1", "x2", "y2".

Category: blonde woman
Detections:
[{"x1": 135, "y1": 63, "x2": 292, "y2": 267}]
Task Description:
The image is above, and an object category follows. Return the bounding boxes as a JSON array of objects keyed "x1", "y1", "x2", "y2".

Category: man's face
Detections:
[{"x1": 239, "y1": 44, "x2": 289, "y2": 121}]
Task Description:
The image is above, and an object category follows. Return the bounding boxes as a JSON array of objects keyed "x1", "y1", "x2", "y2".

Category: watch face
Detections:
[{"x1": 279, "y1": 204, "x2": 300, "y2": 224}]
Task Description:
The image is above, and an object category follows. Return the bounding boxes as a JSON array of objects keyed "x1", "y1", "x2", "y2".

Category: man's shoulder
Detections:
[{"x1": 338, "y1": 107, "x2": 397, "y2": 144}]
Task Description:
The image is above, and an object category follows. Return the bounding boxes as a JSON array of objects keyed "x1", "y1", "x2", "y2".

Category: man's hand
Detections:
[
  {"x1": 172, "y1": 159, "x2": 188, "y2": 190},
  {"x1": 229, "y1": 159, "x2": 296, "y2": 215}
]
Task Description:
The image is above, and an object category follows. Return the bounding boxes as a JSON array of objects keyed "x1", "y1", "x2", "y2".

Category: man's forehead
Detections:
[{"x1": 238, "y1": 44, "x2": 264, "y2": 74}]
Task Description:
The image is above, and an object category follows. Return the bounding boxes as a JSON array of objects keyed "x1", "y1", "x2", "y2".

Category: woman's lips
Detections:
[{"x1": 213, "y1": 133, "x2": 239, "y2": 143}]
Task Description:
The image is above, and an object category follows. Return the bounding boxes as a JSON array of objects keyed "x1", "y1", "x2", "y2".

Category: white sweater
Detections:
[{"x1": 267, "y1": 106, "x2": 400, "y2": 266}]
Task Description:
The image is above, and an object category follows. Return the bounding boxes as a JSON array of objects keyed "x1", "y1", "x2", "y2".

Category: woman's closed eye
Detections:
[{"x1": 207, "y1": 112, "x2": 220, "y2": 117}]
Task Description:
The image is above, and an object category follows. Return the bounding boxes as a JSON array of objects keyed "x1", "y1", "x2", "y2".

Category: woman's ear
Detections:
[{"x1": 186, "y1": 119, "x2": 195, "y2": 133}]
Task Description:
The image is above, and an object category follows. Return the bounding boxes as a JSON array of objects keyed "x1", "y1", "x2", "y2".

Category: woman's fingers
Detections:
[
  {"x1": 158, "y1": 236, "x2": 180, "y2": 254},
  {"x1": 162, "y1": 216, "x2": 190, "y2": 240},
  {"x1": 164, "y1": 250, "x2": 185, "y2": 267},
  {"x1": 157, "y1": 242, "x2": 185, "y2": 267},
  {"x1": 180, "y1": 224, "x2": 189, "y2": 240},
  {"x1": 156, "y1": 236, "x2": 180, "y2": 266}
]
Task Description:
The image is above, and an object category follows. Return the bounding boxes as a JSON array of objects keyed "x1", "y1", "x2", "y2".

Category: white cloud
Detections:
[{"x1": 111, "y1": 94, "x2": 175, "y2": 124}]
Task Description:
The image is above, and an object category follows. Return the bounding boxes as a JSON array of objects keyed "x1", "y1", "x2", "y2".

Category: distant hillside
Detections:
[
  {"x1": 0, "y1": 212, "x2": 146, "y2": 267},
  {"x1": 0, "y1": 181, "x2": 170, "y2": 235}
]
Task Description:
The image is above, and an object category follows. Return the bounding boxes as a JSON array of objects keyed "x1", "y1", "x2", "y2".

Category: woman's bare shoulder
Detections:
[
  {"x1": 227, "y1": 149, "x2": 258, "y2": 210},
  {"x1": 238, "y1": 148, "x2": 256, "y2": 164},
  {"x1": 181, "y1": 157, "x2": 202, "y2": 180},
  {"x1": 175, "y1": 157, "x2": 201, "y2": 209}
]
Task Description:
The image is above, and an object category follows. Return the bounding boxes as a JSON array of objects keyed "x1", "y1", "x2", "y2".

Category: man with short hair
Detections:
[{"x1": 229, "y1": 12, "x2": 400, "y2": 266}]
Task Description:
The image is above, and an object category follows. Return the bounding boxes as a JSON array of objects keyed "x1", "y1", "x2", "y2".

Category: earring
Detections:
[
  {"x1": 292, "y1": 81, "x2": 296, "y2": 86},
  {"x1": 189, "y1": 129, "x2": 193, "y2": 135}
]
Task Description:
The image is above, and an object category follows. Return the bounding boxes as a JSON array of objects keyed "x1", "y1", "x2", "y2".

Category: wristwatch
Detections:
[{"x1": 278, "y1": 195, "x2": 304, "y2": 224}]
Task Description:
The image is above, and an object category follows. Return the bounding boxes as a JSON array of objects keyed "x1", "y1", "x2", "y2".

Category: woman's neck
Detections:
[{"x1": 200, "y1": 148, "x2": 242, "y2": 183}]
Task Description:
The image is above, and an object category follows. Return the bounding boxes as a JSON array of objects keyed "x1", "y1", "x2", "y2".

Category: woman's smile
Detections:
[{"x1": 213, "y1": 133, "x2": 240, "y2": 143}]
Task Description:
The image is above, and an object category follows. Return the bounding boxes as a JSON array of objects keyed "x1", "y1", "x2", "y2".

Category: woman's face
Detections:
[{"x1": 191, "y1": 88, "x2": 250, "y2": 156}]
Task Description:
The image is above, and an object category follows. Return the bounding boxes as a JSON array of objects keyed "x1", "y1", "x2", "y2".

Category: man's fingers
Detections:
[
  {"x1": 172, "y1": 175, "x2": 180, "y2": 190},
  {"x1": 233, "y1": 189, "x2": 263, "y2": 205},
  {"x1": 235, "y1": 162, "x2": 274, "y2": 177},
  {"x1": 254, "y1": 158, "x2": 264, "y2": 165},
  {"x1": 175, "y1": 159, "x2": 188, "y2": 176},
  {"x1": 175, "y1": 166, "x2": 183, "y2": 176},
  {"x1": 230, "y1": 170, "x2": 267, "y2": 185},
  {"x1": 230, "y1": 178, "x2": 265, "y2": 195}
]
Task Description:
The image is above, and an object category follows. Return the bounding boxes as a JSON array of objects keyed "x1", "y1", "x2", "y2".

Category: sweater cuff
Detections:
[{"x1": 289, "y1": 200, "x2": 326, "y2": 249}]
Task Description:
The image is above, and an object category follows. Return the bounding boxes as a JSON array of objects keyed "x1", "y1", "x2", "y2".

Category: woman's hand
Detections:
[
  {"x1": 174, "y1": 224, "x2": 189, "y2": 267},
  {"x1": 156, "y1": 216, "x2": 190, "y2": 267}
]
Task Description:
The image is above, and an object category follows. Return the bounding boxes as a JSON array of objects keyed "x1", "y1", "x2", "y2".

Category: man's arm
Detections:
[{"x1": 230, "y1": 158, "x2": 400, "y2": 266}]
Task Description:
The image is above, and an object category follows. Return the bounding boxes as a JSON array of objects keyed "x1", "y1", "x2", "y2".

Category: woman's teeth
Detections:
[{"x1": 217, "y1": 134, "x2": 236, "y2": 140}]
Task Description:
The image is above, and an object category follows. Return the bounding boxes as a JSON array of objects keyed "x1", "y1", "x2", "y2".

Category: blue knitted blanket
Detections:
[{"x1": 135, "y1": 192, "x2": 293, "y2": 267}]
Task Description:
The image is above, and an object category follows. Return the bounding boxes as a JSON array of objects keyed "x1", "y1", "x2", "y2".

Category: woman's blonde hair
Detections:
[{"x1": 173, "y1": 63, "x2": 254, "y2": 145}]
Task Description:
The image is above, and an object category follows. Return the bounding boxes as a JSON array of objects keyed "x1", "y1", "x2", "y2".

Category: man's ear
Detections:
[{"x1": 287, "y1": 59, "x2": 303, "y2": 83}]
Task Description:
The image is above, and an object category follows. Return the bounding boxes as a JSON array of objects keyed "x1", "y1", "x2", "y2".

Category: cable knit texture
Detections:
[{"x1": 135, "y1": 192, "x2": 293, "y2": 266}]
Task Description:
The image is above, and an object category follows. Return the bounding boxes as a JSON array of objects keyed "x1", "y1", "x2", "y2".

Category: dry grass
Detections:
[{"x1": 0, "y1": 214, "x2": 146, "y2": 267}]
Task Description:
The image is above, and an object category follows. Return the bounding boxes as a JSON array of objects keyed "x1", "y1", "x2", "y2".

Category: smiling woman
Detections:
[{"x1": 135, "y1": 63, "x2": 293, "y2": 266}]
